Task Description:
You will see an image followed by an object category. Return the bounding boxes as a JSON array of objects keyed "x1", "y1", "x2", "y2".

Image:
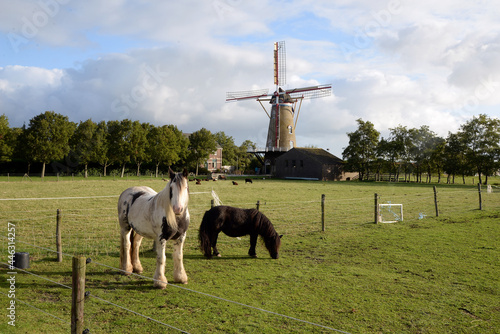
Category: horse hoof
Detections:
[
  {"x1": 216, "y1": 254, "x2": 222, "y2": 257},
  {"x1": 121, "y1": 267, "x2": 133, "y2": 275},
  {"x1": 174, "y1": 273, "x2": 188, "y2": 284},
  {"x1": 133, "y1": 267, "x2": 143, "y2": 274},
  {"x1": 154, "y1": 281, "x2": 168, "y2": 289}
]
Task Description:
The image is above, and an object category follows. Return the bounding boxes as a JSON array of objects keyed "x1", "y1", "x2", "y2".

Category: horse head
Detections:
[{"x1": 169, "y1": 168, "x2": 189, "y2": 216}]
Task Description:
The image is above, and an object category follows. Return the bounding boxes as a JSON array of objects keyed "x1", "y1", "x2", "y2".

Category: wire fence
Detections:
[{"x1": 1, "y1": 181, "x2": 499, "y2": 332}]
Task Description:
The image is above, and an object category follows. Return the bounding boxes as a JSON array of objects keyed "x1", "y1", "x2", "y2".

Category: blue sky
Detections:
[{"x1": 1, "y1": 0, "x2": 499, "y2": 156}]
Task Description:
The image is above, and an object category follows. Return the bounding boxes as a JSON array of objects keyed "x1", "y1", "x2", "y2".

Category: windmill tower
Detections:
[{"x1": 226, "y1": 41, "x2": 332, "y2": 152}]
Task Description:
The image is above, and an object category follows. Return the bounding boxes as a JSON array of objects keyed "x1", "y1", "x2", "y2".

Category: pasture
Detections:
[{"x1": 1, "y1": 176, "x2": 499, "y2": 333}]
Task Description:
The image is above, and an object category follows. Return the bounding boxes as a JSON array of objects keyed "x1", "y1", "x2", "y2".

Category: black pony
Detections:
[{"x1": 199, "y1": 206, "x2": 282, "y2": 259}]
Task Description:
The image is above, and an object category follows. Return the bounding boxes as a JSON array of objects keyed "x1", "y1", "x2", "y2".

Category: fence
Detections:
[{"x1": 1, "y1": 180, "x2": 499, "y2": 332}]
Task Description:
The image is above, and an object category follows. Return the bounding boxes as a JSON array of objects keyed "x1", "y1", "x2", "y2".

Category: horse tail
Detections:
[{"x1": 198, "y1": 210, "x2": 213, "y2": 258}]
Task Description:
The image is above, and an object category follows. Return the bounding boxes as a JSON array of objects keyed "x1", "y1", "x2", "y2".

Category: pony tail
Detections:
[{"x1": 198, "y1": 211, "x2": 212, "y2": 258}]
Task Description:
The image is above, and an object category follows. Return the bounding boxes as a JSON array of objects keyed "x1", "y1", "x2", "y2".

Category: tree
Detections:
[
  {"x1": 25, "y1": 111, "x2": 75, "y2": 178},
  {"x1": 237, "y1": 140, "x2": 257, "y2": 173},
  {"x1": 0, "y1": 114, "x2": 14, "y2": 163},
  {"x1": 458, "y1": 114, "x2": 500, "y2": 185},
  {"x1": 70, "y1": 119, "x2": 98, "y2": 178},
  {"x1": 93, "y1": 121, "x2": 111, "y2": 176},
  {"x1": 107, "y1": 120, "x2": 132, "y2": 178},
  {"x1": 214, "y1": 131, "x2": 237, "y2": 167},
  {"x1": 430, "y1": 137, "x2": 446, "y2": 183},
  {"x1": 106, "y1": 119, "x2": 147, "y2": 178},
  {"x1": 409, "y1": 126, "x2": 444, "y2": 183},
  {"x1": 188, "y1": 128, "x2": 217, "y2": 176},
  {"x1": 130, "y1": 121, "x2": 149, "y2": 177},
  {"x1": 388, "y1": 125, "x2": 414, "y2": 182},
  {"x1": 147, "y1": 124, "x2": 186, "y2": 177},
  {"x1": 376, "y1": 138, "x2": 400, "y2": 181},
  {"x1": 342, "y1": 119, "x2": 380, "y2": 180},
  {"x1": 444, "y1": 132, "x2": 468, "y2": 184}
]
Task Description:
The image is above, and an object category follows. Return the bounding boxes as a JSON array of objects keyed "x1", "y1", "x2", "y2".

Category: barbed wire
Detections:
[
  {"x1": 0, "y1": 235, "x2": 67, "y2": 254},
  {"x1": 2, "y1": 185, "x2": 497, "y2": 332},
  {"x1": 88, "y1": 292, "x2": 190, "y2": 333},
  {"x1": 0, "y1": 291, "x2": 71, "y2": 325},
  {"x1": 0, "y1": 232, "x2": 350, "y2": 334},
  {"x1": 0, "y1": 262, "x2": 191, "y2": 333},
  {"x1": 89, "y1": 260, "x2": 351, "y2": 333},
  {"x1": 1, "y1": 262, "x2": 71, "y2": 290},
  {"x1": 0, "y1": 195, "x2": 118, "y2": 201}
]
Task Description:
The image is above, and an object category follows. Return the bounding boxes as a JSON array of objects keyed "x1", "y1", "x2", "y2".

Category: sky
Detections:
[{"x1": 1, "y1": 0, "x2": 499, "y2": 157}]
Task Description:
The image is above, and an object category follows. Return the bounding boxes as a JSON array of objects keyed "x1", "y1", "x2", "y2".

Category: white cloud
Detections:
[{"x1": 0, "y1": 0, "x2": 499, "y2": 157}]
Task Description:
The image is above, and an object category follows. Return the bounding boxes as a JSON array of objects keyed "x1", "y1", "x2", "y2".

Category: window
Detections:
[{"x1": 288, "y1": 125, "x2": 293, "y2": 134}]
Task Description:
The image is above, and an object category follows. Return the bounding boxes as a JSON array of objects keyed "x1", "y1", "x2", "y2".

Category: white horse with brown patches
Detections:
[{"x1": 118, "y1": 168, "x2": 190, "y2": 289}]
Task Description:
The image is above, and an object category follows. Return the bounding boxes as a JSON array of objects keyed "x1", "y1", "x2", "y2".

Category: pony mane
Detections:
[
  {"x1": 256, "y1": 212, "x2": 278, "y2": 237},
  {"x1": 256, "y1": 212, "x2": 281, "y2": 256}
]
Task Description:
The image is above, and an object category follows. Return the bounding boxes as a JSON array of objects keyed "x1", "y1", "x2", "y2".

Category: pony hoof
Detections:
[
  {"x1": 216, "y1": 254, "x2": 222, "y2": 257},
  {"x1": 133, "y1": 267, "x2": 143, "y2": 274}
]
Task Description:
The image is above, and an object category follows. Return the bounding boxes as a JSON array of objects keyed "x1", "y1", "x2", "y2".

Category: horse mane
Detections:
[
  {"x1": 158, "y1": 168, "x2": 189, "y2": 230},
  {"x1": 156, "y1": 180, "x2": 177, "y2": 230}
]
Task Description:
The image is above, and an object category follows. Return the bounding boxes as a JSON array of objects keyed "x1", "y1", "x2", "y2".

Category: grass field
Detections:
[{"x1": 0, "y1": 176, "x2": 499, "y2": 333}]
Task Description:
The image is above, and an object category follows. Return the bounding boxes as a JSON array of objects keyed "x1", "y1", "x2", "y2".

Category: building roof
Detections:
[{"x1": 279, "y1": 148, "x2": 344, "y2": 165}]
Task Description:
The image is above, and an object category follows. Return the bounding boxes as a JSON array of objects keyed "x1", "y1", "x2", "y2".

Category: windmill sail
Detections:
[
  {"x1": 286, "y1": 85, "x2": 332, "y2": 100},
  {"x1": 225, "y1": 41, "x2": 332, "y2": 152},
  {"x1": 226, "y1": 88, "x2": 269, "y2": 102},
  {"x1": 274, "y1": 41, "x2": 286, "y2": 86}
]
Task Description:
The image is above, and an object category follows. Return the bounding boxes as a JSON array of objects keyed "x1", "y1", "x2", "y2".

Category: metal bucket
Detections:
[{"x1": 13, "y1": 252, "x2": 30, "y2": 269}]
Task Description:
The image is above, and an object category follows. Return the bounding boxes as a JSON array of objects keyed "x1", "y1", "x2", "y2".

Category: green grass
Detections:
[{"x1": 0, "y1": 177, "x2": 499, "y2": 333}]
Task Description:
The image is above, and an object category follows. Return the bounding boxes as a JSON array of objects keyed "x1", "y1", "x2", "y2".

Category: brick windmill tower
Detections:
[{"x1": 226, "y1": 41, "x2": 332, "y2": 173}]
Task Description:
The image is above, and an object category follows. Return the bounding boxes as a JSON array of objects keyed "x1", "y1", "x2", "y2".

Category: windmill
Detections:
[{"x1": 226, "y1": 41, "x2": 332, "y2": 152}]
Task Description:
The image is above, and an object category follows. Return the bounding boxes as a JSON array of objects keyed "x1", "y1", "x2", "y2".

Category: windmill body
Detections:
[
  {"x1": 266, "y1": 90, "x2": 296, "y2": 150},
  {"x1": 226, "y1": 41, "x2": 332, "y2": 172}
]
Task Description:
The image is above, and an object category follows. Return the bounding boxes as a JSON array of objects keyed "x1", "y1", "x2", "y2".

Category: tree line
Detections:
[
  {"x1": 0, "y1": 111, "x2": 258, "y2": 178},
  {"x1": 342, "y1": 114, "x2": 500, "y2": 184}
]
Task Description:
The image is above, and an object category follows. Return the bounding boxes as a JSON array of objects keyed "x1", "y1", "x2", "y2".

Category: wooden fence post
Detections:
[
  {"x1": 433, "y1": 186, "x2": 439, "y2": 217},
  {"x1": 71, "y1": 256, "x2": 86, "y2": 334},
  {"x1": 321, "y1": 194, "x2": 325, "y2": 231},
  {"x1": 211, "y1": 199, "x2": 214, "y2": 208},
  {"x1": 374, "y1": 193, "x2": 379, "y2": 224},
  {"x1": 256, "y1": 200, "x2": 260, "y2": 211},
  {"x1": 478, "y1": 183, "x2": 482, "y2": 210},
  {"x1": 56, "y1": 209, "x2": 63, "y2": 262}
]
